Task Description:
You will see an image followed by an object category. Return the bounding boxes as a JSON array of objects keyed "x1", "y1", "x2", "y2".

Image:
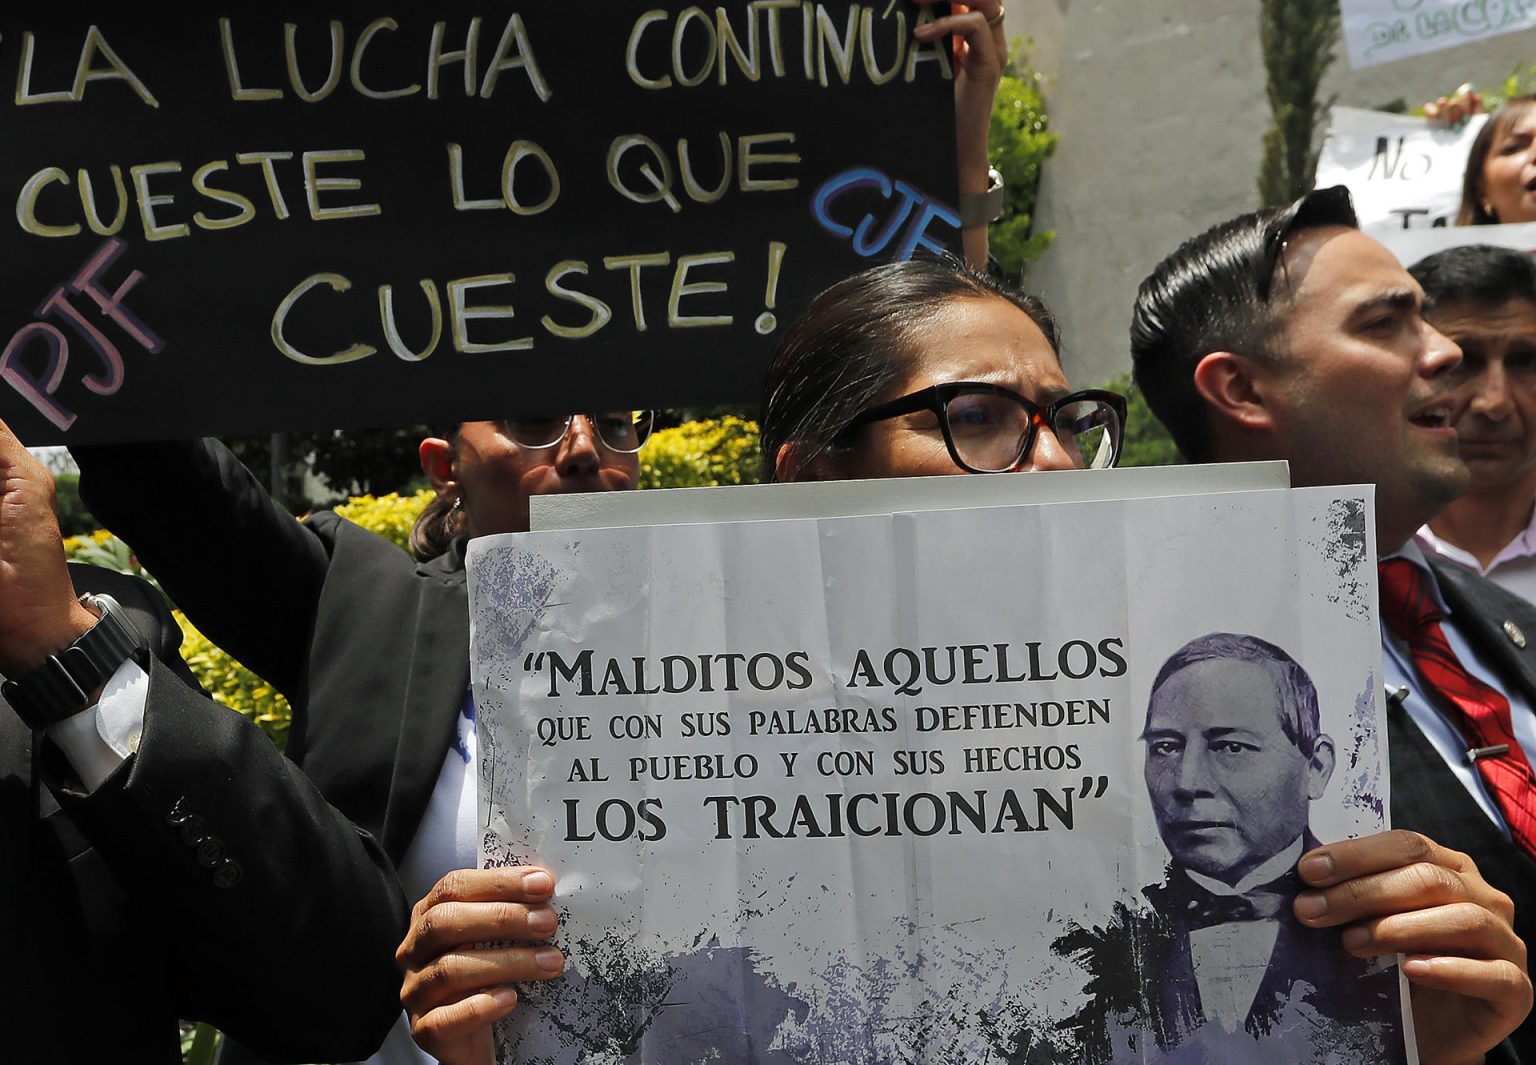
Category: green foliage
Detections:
[
  {"x1": 1413, "y1": 67, "x2": 1536, "y2": 119},
  {"x1": 989, "y1": 45, "x2": 1059, "y2": 280},
  {"x1": 304, "y1": 426, "x2": 433, "y2": 499},
  {"x1": 655, "y1": 404, "x2": 757, "y2": 430},
  {"x1": 220, "y1": 434, "x2": 312, "y2": 512},
  {"x1": 61, "y1": 529, "x2": 162, "y2": 594},
  {"x1": 52, "y1": 473, "x2": 99, "y2": 537},
  {"x1": 333, "y1": 489, "x2": 437, "y2": 552},
  {"x1": 639, "y1": 416, "x2": 764, "y2": 489},
  {"x1": 1257, "y1": 0, "x2": 1340, "y2": 207},
  {"x1": 1100, "y1": 373, "x2": 1183, "y2": 468},
  {"x1": 223, "y1": 427, "x2": 431, "y2": 510},
  {"x1": 1497, "y1": 64, "x2": 1536, "y2": 103}
]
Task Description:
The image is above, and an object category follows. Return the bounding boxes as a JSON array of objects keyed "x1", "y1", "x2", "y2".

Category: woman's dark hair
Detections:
[
  {"x1": 409, "y1": 425, "x2": 464, "y2": 561},
  {"x1": 1459, "y1": 94, "x2": 1536, "y2": 225},
  {"x1": 759, "y1": 258, "x2": 1060, "y2": 482}
]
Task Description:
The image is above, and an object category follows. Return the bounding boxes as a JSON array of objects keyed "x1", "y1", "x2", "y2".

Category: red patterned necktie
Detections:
[{"x1": 1379, "y1": 558, "x2": 1536, "y2": 857}]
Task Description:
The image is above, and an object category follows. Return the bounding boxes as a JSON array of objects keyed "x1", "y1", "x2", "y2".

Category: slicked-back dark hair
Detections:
[
  {"x1": 1409, "y1": 243, "x2": 1536, "y2": 310},
  {"x1": 1129, "y1": 186, "x2": 1359, "y2": 462},
  {"x1": 760, "y1": 258, "x2": 1060, "y2": 482},
  {"x1": 1459, "y1": 95, "x2": 1536, "y2": 226}
]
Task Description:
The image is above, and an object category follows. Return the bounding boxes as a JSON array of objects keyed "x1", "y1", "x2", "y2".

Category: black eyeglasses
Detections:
[
  {"x1": 502, "y1": 412, "x2": 656, "y2": 453},
  {"x1": 839, "y1": 383, "x2": 1127, "y2": 473}
]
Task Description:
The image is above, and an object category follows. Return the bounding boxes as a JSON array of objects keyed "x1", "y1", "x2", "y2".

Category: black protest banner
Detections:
[{"x1": 0, "y1": 4, "x2": 958, "y2": 444}]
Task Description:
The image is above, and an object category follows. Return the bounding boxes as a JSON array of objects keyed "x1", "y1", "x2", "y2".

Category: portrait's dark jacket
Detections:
[
  {"x1": 1388, "y1": 557, "x2": 1536, "y2": 1065},
  {"x1": 1040, "y1": 848, "x2": 1408, "y2": 1065},
  {"x1": 76, "y1": 437, "x2": 469, "y2": 867},
  {"x1": 1, "y1": 564, "x2": 408, "y2": 1064}
]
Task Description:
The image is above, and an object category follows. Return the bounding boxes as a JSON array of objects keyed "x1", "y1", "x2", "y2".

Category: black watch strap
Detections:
[{"x1": 2, "y1": 593, "x2": 148, "y2": 730}]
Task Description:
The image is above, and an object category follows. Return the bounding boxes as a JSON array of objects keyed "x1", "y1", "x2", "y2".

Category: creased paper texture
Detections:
[{"x1": 470, "y1": 485, "x2": 1412, "y2": 1064}]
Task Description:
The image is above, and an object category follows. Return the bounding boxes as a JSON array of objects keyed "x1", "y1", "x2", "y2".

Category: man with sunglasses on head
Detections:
[
  {"x1": 71, "y1": 410, "x2": 651, "y2": 1065},
  {"x1": 1129, "y1": 187, "x2": 1534, "y2": 1064}
]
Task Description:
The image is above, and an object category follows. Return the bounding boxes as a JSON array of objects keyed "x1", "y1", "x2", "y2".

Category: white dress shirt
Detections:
[
  {"x1": 34, "y1": 658, "x2": 148, "y2": 792},
  {"x1": 1418, "y1": 511, "x2": 1536, "y2": 608}
]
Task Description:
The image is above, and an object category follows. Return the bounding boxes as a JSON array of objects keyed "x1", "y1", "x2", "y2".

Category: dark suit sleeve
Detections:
[
  {"x1": 38, "y1": 655, "x2": 408, "y2": 1063},
  {"x1": 42, "y1": 566, "x2": 408, "y2": 1061},
  {"x1": 72, "y1": 438, "x2": 330, "y2": 699}
]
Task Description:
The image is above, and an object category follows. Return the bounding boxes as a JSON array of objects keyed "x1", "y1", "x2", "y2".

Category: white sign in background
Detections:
[
  {"x1": 1317, "y1": 106, "x2": 1486, "y2": 234},
  {"x1": 1375, "y1": 217, "x2": 1536, "y2": 265},
  {"x1": 471, "y1": 485, "x2": 1409, "y2": 1064},
  {"x1": 1341, "y1": 0, "x2": 1536, "y2": 69}
]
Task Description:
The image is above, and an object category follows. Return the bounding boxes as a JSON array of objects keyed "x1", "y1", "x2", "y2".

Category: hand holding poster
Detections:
[
  {"x1": 1340, "y1": 0, "x2": 1536, "y2": 69},
  {"x1": 469, "y1": 481, "x2": 1415, "y2": 1064},
  {"x1": 1316, "y1": 106, "x2": 1485, "y2": 234},
  {"x1": 0, "y1": 5, "x2": 956, "y2": 444}
]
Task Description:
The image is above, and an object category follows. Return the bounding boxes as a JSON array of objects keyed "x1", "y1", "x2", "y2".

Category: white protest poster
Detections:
[
  {"x1": 1317, "y1": 106, "x2": 1486, "y2": 233},
  {"x1": 529, "y1": 461, "x2": 1292, "y2": 531},
  {"x1": 470, "y1": 484, "x2": 1414, "y2": 1064},
  {"x1": 1341, "y1": 0, "x2": 1536, "y2": 68},
  {"x1": 1374, "y1": 218, "x2": 1536, "y2": 267}
]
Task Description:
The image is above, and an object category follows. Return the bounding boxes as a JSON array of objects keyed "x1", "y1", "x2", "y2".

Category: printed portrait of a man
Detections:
[{"x1": 1039, "y1": 633, "x2": 1406, "y2": 1064}]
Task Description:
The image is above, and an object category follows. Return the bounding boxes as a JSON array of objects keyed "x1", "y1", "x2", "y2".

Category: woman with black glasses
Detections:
[{"x1": 761, "y1": 258, "x2": 1125, "y2": 483}]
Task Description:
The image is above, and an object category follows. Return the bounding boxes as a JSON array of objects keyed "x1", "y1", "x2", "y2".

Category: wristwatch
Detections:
[
  {"x1": 2, "y1": 593, "x2": 147, "y2": 730},
  {"x1": 959, "y1": 166, "x2": 1006, "y2": 227}
]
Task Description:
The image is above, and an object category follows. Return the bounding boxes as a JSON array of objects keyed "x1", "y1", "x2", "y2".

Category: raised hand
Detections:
[{"x1": 0, "y1": 418, "x2": 96, "y2": 680}]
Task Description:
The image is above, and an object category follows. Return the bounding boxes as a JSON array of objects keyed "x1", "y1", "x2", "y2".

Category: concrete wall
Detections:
[{"x1": 1010, "y1": 0, "x2": 1536, "y2": 388}]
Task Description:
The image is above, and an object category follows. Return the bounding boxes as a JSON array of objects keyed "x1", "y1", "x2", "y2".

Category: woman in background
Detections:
[{"x1": 1436, "y1": 91, "x2": 1536, "y2": 225}]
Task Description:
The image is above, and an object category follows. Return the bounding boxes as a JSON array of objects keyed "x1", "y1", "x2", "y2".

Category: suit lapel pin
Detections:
[{"x1": 1504, "y1": 620, "x2": 1528, "y2": 649}]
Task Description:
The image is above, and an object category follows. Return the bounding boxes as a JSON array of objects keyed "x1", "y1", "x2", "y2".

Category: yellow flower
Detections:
[{"x1": 638, "y1": 417, "x2": 763, "y2": 490}]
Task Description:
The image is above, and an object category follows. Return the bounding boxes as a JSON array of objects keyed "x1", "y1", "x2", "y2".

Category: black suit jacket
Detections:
[
  {"x1": 77, "y1": 439, "x2": 468, "y2": 866},
  {"x1": 1387, "y1": 557, "x2": 1536, "y2": 1065},
  {"x1": 0, "y1": 565, "x2": 407, "y2": 1064},
  {"x1": 79, "y1": 439, "x2": 467, "y2": 1065}
]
